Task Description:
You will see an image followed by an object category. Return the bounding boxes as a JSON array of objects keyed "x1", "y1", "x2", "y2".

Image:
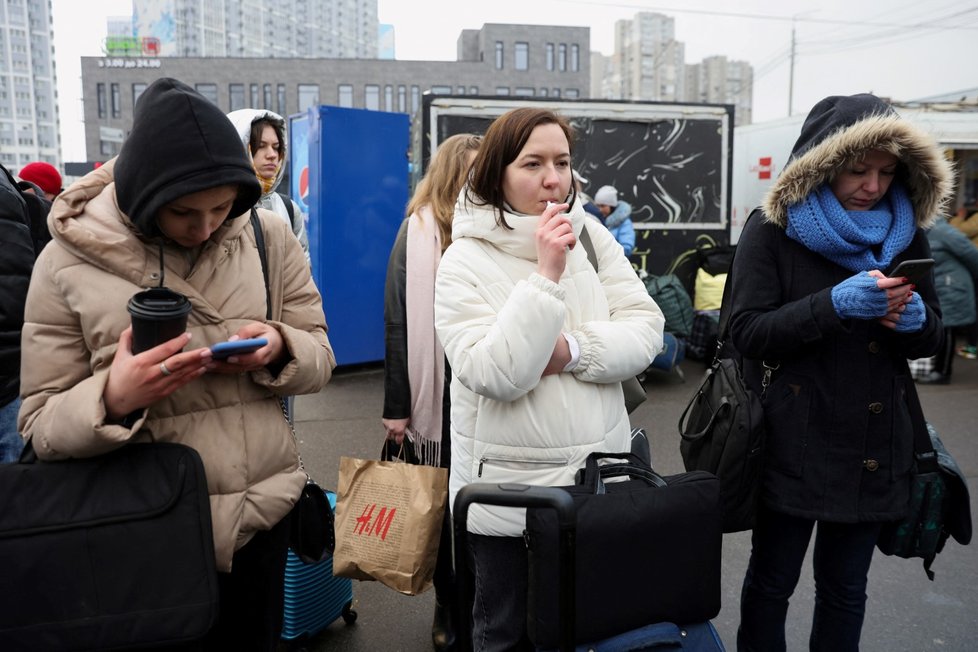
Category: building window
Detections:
[
  {"x1": 397, "y1": 85, "x2": 406, "y2": 113},
  {"x1": 97, "y1": 83, "x2": 106, "y2": 118},
  {"x1": 539, "y1": 88, "x2": 548, "y2": 97},
  {"x1": 565, "y1": 89, "x2": 580, "y2": 99},
  {"x1": 553, "y1": 88, "x2": 561, "y2": 98},
  {"x1": 546, "y1": 43, "x2": 554, "y2": 71},
  {"x1": 457, "y1": 85, "x2": 466, "y2": 95},
  {"x1": 515, "y1": 42, "x2": 528, "y2": 70},
  {"x1": 250, "y1": 83, "x2": 259, "y2": 107},
  {"x1": 411, "y1": 85, "x2": 420, "y2": 114},
  {"x1": 195, "y1": 83, "x2": 218, "y2": 105},
  {"x1": 298, "y1": 84, "x2": 319, "y2": 112},
  {"x1": 365, "y1": 84, "x2": 379, "y2": 110},
  {"x1": 132, "y1": 83, "x2": 147, "y2": 108},
  {"x1": 263, "y1": 84, "x2": 272, "y2": 109},
  {"x1": 338, "y1": 84, "x2": 353, "y2": 108},
  {"x1": 558, "y1": 44, "x2": 567, "y2": 72},
  {"x1": 495, "y1": 87, "x2": 510, "y2": 96},
  {"x1": 515, "y1": 87, "x2": 534, "y2": 96},
  {"x1": 571, "y1": 45, "x2": 580, "y2": 72},
  {"x1": 494, "y1": 41, "x2": 503, "y2": 70},
  {"x1": 469, "y1": 86, "x2": 479, "y2": 94},
  {"x1": 229, "y1": 83, "x2": 245, "y2": 111},
  {"x1": 110, "y1": 83, "x2": 120, "y2": 118},
  {"x1": 431, "y1": 85, "x2": 451, "y2": 95},
  {"x1": 385, "y1": 85, "x2": 393, "y2": 112},
  {"x1": 277, "y1": 84, "x2": 286, "y2": 116}
]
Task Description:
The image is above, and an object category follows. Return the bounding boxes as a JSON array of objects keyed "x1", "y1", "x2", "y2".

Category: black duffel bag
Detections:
[
  {"x1": 524, "y1": 450, "x2": 722, "y2": 649},
  {"x1": 0, "y1": 441, "x2": 218, "y2": 650}
]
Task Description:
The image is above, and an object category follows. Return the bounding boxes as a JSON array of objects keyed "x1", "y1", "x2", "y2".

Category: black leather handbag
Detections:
[
  {"x1": 0, "y1": 441, "x2": 218, "y2": 650},
  {"x1": 523, "y1": 449, "x2": 722, "y2": 648},
  {"x1": 678, "y1": 223, "x2": 769, "y2": 533}
]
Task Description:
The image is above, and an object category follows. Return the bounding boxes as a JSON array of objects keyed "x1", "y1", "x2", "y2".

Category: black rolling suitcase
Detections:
[{"x1": 454, "y1": 482, "x2": 726, "y2": 652}]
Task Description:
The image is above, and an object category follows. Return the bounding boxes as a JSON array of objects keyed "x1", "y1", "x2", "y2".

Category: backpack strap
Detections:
[{"x1": 277, "y1": 192, "x2": 296, "y2": 230}]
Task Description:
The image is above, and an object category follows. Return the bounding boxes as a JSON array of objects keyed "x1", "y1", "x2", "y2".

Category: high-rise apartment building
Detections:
[
  {"x1": 686, "y1": 56, "x2": 753, "y2": 125},
  {"x1": 602, "y1": 12, "x2": 753, "y2": 123},
  {"x1": 132, "y1": 0, "x2": 378, "y2": 59},
  {"x1": 0, "y1": 0, "x2": 59, "y2": 172},
  {"x1": 613, "y1": 12, "x2": 685, "y2": 103}
]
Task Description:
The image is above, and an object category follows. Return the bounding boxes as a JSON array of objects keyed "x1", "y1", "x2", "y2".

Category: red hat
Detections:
[{"x1": 18, "y1": 162, "x2": 62, "y2": 196}]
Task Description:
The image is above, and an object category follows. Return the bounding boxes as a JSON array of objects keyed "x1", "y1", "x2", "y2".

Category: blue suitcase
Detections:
[
  {"x1": 454, "y1": 483, "x2": 724, "y2": 652},
  {"x1": 281, "y1": 490, "x2": 357, "y2": 648}
]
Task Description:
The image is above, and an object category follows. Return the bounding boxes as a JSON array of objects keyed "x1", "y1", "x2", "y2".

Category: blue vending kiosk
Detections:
[{"x1": 290, "y1": 106, "x2": 410, "y2": 366}]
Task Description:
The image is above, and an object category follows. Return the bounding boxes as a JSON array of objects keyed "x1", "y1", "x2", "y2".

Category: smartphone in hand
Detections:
[
  {"x1": 210, "y1": 337, "x2": 268, "y2": 360},
  {"x1": 888, "y1": 258, "x2": 934, "y2": 284}
]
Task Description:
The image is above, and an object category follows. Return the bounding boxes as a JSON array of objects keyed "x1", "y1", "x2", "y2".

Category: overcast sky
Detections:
[{"x1": 53, "y1": 0, "x2": 976, "y2": 161}]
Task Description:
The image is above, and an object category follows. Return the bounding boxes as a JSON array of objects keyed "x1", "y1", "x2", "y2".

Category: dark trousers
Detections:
[
  {"x1": 737, "y1": 505, "x2": 882, "y2": 652},
  {"x1": 467, "y1": 533, "x2": 533, "y2": 652},
  {"x1": 202, "y1": 513, "x2": 291, "y2": 651}
]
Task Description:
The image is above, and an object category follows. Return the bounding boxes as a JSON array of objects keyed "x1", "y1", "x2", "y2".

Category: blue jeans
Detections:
[
  {"x1": 467, "y1": 533, "x2": 533, "y2": 652},
  {"x1": 0, "y1": 397, "x2": 23, "y2": 463},
  {"x1": 737, "y1": 505, "x2": 882, "y2": 652}
]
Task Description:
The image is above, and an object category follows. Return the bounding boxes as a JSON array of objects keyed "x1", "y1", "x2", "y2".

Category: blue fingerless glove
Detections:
[
  {"x1": 831, "y1": 272, "x2": 889, "y2": 320},
  {"x1": 894, "y1": 293, "x2": 927, "y2": 332}
]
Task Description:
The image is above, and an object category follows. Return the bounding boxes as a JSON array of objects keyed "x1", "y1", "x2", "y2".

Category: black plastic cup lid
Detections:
[{"x1": 127, "y1": 287, "x2": 192, "y2": 319}]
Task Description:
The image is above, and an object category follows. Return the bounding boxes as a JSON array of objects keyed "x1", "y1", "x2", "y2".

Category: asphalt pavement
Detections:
[{"x1": 290, "y1": 354, "x2": 978, "y2": 651}]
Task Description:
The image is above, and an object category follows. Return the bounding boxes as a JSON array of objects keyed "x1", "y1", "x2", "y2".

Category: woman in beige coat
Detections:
[{"x1": 18, "y1": 78, "x2": 335, "y2": 650}]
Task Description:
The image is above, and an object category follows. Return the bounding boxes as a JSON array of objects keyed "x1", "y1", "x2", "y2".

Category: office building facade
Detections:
[
  {"x1": 82, "y1": 23, "x2": 590, "y2": 161},
  {"x1": 0, "y1": 0, "x2": 59, "y2": 172}
]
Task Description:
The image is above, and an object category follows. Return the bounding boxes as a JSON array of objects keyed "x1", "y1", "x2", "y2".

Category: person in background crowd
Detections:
[
  {"x1": 728, "y1": 93, "x2": 950, "y2": 652},
  {"x1": 593, "y1": 184, "x2": 636, "y2": 257},
  {"x1": 228, "y1": 109, "x2": 310, "y2": 264},
  {"x1": 574, "y1": 170, "x2": 602, "y2": 220},
  {"x1": 0, "y1": 164, "x2": 34, "y2": 463},
  {"x1": 19, "y1": 78, "x2": 335, "y2": 650},
  {"x1": 919, "y1": 215, "x2": 978, "y2": 382},
  {"x1": 382, "y1": 132, "x2": 482, "y2": 652},
  {"x1": 17, "y1": 161, "x2": 62, "y2": 202},
  {"x1": 948, "y1": 206, "x2": 978, "y2": 359},
  {"x1": 434, "y1": 107, "x2": 663, "y2": 650}
]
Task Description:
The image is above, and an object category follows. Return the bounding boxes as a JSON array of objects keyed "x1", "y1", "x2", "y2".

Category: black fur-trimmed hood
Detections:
[{"x1": 762, "y1": 94, "x2": 953, "y2": 229}]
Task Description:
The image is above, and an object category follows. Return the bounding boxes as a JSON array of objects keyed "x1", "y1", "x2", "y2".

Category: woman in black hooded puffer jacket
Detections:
[{"x1": 729, "y1": 94, "x2": 952, "y2": 651}]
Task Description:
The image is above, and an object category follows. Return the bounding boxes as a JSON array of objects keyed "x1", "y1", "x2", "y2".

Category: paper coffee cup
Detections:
[{"x1": 127, "y1": 287, "x2": 192, "y2": 354}]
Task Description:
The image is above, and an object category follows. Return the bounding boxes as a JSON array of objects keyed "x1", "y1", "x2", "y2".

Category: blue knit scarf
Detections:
[{"x1": 786, "y1": 182, "x2": 915, "y2": 272}]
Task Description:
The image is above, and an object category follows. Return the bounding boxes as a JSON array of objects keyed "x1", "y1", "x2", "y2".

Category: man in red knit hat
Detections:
[{"x1": 17, "y1": 161, "x2": 62, "y2": 201}]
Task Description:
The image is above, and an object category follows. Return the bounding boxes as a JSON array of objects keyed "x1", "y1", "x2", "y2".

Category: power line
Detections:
[{"x1": 561, "y1": 0, "x2": 978, "y2": 31}]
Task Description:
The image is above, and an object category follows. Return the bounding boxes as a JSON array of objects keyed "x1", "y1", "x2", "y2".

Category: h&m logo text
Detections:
[{"x1": 354, "y1": 503, "x2": 396, "y2": 540}]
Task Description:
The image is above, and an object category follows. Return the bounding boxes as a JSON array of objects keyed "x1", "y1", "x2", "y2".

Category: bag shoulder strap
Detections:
[
  {"x1": 579, "y1": 222, "x2": 599, "y2": 272},
  {"x1": 904, "y1": 381, "x2": 938, "y2": 471},
  {"x1": 250, "y1": 208, "x2": 272, "y2": 321},
  {"x1": 278, "y1": 192, "x2": 296, "y2": 230},
  {"x1": 718, "y1": 210, "x2": 759, "y2": 343}
]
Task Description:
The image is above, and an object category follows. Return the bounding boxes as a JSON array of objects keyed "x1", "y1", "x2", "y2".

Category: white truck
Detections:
[{"x1": 731, "y1": 102, "x2": 978, "y2": 242}]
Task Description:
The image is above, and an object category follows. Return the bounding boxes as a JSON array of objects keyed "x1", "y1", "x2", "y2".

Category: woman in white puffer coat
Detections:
[{"x1": 434, "y1": 107, "x2": 664, "y2": 650}]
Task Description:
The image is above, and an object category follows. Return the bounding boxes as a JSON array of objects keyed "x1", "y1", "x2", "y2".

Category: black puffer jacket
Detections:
[
  {"x1": 0, "y1": 164, "x2": 33, "y2": 406},
  {"x1": 729, "y1": 94, "x2": 952, "y2": 523}
]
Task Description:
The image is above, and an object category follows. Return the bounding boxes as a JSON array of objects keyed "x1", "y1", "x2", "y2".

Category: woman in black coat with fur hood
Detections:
[{"x1": 729, "y1": 94, "x2": 952, "y2": 651}]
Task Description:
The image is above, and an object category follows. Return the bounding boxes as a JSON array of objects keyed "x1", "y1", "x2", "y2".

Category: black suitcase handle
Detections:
[{"x1": 453, "y1": 483, "x2": 577, "y2": 652}]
